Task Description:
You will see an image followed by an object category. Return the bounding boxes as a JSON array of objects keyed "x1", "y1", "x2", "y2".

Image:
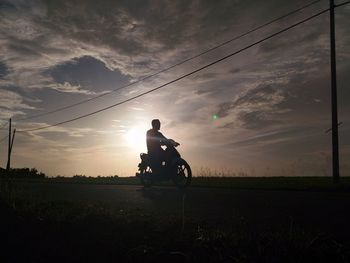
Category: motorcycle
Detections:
[{"x1": 136, "y1": 139, "x2": 192, "y2": 188}]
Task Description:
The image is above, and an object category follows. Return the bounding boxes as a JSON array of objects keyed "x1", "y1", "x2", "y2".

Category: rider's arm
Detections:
[{"x1": 157, "y1": 132, "x2": 168, "y2": 145}]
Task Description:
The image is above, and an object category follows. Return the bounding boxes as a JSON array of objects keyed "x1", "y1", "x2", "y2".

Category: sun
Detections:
[{"x1": 124, "y1": 127, "x2": 146, "y2": 152}]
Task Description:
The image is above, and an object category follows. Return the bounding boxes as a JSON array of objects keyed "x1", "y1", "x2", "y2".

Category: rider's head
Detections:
[{"x1": 151, "y1": 119, "x2": 161, "y2": 130}]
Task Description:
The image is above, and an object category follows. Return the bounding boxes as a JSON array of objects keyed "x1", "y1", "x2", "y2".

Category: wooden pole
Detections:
[
  {"x1": 6, "y1": 118, "x2": 11, "y2": 172},
  {"x1": 10, "y1": 129, "x2": 16, "y2": 153},
  {"x1": 329, "y1": 0, "x2": 340, "y2": 183}
]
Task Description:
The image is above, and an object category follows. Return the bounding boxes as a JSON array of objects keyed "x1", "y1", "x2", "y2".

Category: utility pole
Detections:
[
  {"x1": 5, "y1": 119, "x2": 16, "y2": 173},
  {"x1": 11, "y1": 129, "x2": 16, "y2": 155},
  {"x1": 329, "y1": 0, "x2": 339, "y2": 183},
  {"x1": 6, "y1": 118, "x2": 11, "y2": 172},
  {"x1": 4, "y1": 119, "x2": 15, "y2": 199}
]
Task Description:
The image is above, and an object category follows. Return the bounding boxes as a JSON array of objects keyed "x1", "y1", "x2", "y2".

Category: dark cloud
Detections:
[
  {"x1": 0, "y1": 85, "x2": 40, "y2": 103},
  {"x1": 215, "y1": 64, "x2": 335, "y2": 130},
  {"x1": 40, "y1": 0, "x2": 249, "y2": 58},
  {"x1": 238, "y1": 111, "x2": 283, "y2": 129},
  {"x1": 48, "y1": 56, "x2": 130, "y2": 92},
  {"x1": 43, "y1": 0, "x2": 157, "y2": 55},
  {"x1": 0, "y1": 62, "x2": 9, "y2": 78},
  {"x1": 229, "y1": 68, "x2": 240, "y2": 74},
  {"x1": 216, "y1": 84, "x2": 285, "y2": 129},
  {"x1": 217, "y1": 101, "x2": 234, "y2": 118},
  {"x1": 234, "y1": 85, "x2": 276, "y2": 107},
  {"x1": 0, "y1": 1, "x2": 16, "y2": 10}
]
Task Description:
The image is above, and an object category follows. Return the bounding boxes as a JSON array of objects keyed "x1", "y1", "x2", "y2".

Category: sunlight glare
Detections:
[{"x1": 124, "y1": 127, "x2": 146, "y2": 152}]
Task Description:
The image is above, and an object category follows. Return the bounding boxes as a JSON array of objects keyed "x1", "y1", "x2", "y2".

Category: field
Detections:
[
  {"x1": 1, "y1": 177, "x2": 350, "y2": 262},
  {"x1": 10, "y1": 175, "x2": 350, "y2": 190}
]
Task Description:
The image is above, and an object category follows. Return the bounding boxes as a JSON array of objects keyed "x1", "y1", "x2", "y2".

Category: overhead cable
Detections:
[
  {"x1": 17, "y1": 8, "x2": 329, "y2": 133},
  {"x1": 15, "y1": 0, "x2": 322, "y2": 122}
]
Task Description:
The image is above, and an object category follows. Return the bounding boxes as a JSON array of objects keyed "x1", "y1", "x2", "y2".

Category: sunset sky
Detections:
[{"x1": 0, "y1": 0, "x2": 349, "y2": 177}]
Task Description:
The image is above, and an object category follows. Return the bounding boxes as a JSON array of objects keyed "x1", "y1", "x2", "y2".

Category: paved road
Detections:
[{"x1": 14, "y1": 182, "x2": 350, "y2": 237}]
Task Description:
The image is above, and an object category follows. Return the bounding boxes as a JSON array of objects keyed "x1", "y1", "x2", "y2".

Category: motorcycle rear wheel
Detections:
[{"x1": 172, "y1": 158, "x2": 192, "y2": 188}]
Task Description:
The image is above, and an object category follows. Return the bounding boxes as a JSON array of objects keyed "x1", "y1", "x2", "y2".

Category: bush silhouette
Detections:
[{"x1": 0, "y1": 167, "x2": 46, "y2": 178}]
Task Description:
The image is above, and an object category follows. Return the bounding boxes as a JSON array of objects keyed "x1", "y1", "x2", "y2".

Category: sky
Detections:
[{"x1": 0, "y1": 0, "x2": 349, "y2": 177}]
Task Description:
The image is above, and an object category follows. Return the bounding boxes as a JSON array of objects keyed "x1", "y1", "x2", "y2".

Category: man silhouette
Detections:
[{"x1": 146, "y1": 119, "x2": 170, "y2": 175}]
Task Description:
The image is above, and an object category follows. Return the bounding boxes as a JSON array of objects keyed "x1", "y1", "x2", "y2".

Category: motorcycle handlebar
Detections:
[{"x1": 165, "y1": 138, "x2": 180, "y2": 147}]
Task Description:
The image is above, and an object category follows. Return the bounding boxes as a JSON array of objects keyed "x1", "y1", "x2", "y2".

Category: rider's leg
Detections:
[
  {"x1": 164, "y1": 147, "x2": 178, "y2": 175},
  {"x1": 150, "y1": 155, "x2": 162, "y2": 176}
]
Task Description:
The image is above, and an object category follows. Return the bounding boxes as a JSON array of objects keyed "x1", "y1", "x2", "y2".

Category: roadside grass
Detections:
[
  {"x1": 190, "y1": 176, "x2": 350, "y2": 191},
  {"x1": 2, "y1": 176, "x2": 350, "y2": 262},
  {"x1": 5, "y1": 176, "x2": 350, "y2": 191},
  {"x1": 2, "y1": 197, "x2": 350, "y2": 262}
]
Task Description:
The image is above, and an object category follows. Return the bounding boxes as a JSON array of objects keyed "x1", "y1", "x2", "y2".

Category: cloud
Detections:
[
  {"x1": 0, "y1": 89, "x2": 36, "y2": 119},
  {"x1": 0, "y1": 0, "x2": 251, "y2": 97},
  {"x1": 47, "y1": 55, "x2": 131, "y2": 93},
  {"x1": 46, "y1": 81, "x2": 105, "y2": 95},
  {"x1": 223, "y1": 126, "x2": 318, "y2": 149},
  {"x1": 0, "y1": 0, "x2": 345, "y2": 108},
  {"x1": 0, "y1": 62, "x2": 9, "y2": 78},
  {"x1": 15, "y1": 122, "x2": 96, "y2": 145},
  {"x1": 0, "y1": 0, "x2": 349, "y2": 176},
  {"x1": 216, "y1": 83, "x2": 287, "y2": 129}
]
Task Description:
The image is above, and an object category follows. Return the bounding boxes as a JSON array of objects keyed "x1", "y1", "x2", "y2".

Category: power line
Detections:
[
  {"x1": 335, "y1": 0, "x2": 350, "y2": 7},
  {"x1": 325, "y1": 122, "x2": 343, "y2": 133},
  {"x1": 15, "y1": 0, "x2": 322, "y2": 122},
  {"x1": 17, "y1": 8, "x2": 329, "y2": 133}
]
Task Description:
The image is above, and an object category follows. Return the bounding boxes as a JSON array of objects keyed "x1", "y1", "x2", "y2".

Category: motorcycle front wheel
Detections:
[{"x1": 172, "y1": 158, "x2": 192, "y2": 188}]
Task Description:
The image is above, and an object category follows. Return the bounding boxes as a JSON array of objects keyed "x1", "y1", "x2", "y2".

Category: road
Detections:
[{"x1": 13, "y1": 182, "x2": 350, "y2": 237}]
